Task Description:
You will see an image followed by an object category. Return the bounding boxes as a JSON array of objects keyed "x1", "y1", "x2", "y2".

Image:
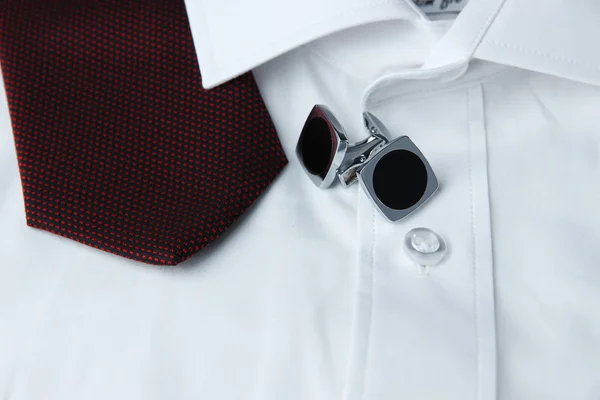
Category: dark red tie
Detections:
[{"x1": 0, "y1": 0, "x2": 287, "y2": 265}]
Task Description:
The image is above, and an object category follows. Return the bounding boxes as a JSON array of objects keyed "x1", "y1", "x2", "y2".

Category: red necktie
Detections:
[{"x1": 0, "y1": 0, "x2": 288, "y2": 265}]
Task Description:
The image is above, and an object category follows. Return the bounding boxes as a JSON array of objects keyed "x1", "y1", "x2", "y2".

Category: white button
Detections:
[{"x1": 404, "y1": 228, "x2": 446, "y2": 267}]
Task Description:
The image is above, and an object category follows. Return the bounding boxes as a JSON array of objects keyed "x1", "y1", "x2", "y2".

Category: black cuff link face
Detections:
[{"x1": 296, "y1": 105, "x2": 438, "y2": 222}]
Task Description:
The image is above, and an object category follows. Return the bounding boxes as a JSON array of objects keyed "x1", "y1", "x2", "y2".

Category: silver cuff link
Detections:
[{"x1": 296, "y1": 105, "x2": 439, "y2": 222}]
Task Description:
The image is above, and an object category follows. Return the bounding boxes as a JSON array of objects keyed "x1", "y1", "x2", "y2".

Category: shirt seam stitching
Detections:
[
  {"x1": 484, "y1": 39, "x2": 600, "y2": 71},
  {"x1": 462, "y1": 0, "x2": 509, "y2": 61},
  {"x1": 468, "y1": 85, "x2": 483, "y2": 400},
  {"x1": 358, "y1": 205, "x2": 377, "y2": 400}
]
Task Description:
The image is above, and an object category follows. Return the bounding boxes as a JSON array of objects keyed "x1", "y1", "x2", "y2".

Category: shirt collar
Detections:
[
  {"x1": 185, "y1": 0, "x2": 600, "y2": 89},
  {"x1": 184, "y1": 0, "x2": 422, "y2": 89},
  {"x1": 472, "y1": 0, "x2": 600, "y2": 87}
]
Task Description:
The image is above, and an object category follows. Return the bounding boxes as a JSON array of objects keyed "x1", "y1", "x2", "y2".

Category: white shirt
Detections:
[{"x1": 1, "y1": 1, "x2": 600, "y2": 399}]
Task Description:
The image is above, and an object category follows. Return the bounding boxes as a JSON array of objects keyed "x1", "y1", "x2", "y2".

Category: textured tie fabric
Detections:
[{"x1": 0, "y1": 0, "x2": 288, "y2": 265}]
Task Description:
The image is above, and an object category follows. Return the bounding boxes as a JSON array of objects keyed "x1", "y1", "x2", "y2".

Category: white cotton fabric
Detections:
[{"x1": 1, "y1": 1, "x2": 600, "y2": 399}]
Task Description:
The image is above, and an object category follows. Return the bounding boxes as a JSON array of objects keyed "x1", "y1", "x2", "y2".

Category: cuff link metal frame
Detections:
[{"x1": 296, "y1": 105, "x2": 439, "y2": 222}]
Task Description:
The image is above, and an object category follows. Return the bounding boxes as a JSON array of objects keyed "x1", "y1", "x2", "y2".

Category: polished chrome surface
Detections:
[
  {"x1": 295, "y1": 105, "x2": 348, "y2": 188},
  {"x1": 357, "y1": 136, "x2": 438, "y2": 222},
  {"x1": 337, "y1": 134, "x2": 388, "y2": 188},
  {"x1": 296, "y1": 105, "x2": 439, "y2": 222}
]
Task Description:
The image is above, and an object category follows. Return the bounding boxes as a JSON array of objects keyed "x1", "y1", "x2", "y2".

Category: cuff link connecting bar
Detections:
[{"x1": 296, "y1": 105, "x2": 439, "y2": 222}]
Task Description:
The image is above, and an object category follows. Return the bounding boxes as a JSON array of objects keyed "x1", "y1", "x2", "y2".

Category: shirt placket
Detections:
[{"x1": 344, "y1": 68, "x2": 497, "y2": 400}]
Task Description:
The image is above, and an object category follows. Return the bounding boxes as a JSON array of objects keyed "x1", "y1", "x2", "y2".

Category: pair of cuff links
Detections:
[{"x1": 296, "y1": 105, "x2": 439, "y2": 222}]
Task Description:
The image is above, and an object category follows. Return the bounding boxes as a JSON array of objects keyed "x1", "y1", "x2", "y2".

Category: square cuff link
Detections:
[{"x1": 296, "y1": 105, "x2": 439, "y2": 222}]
